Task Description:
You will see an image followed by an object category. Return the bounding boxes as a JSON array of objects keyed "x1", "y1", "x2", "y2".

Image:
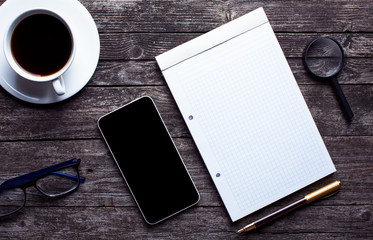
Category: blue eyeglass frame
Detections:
[{"x1": 0, "y1": 158, "x2": 85, "y2": 217}]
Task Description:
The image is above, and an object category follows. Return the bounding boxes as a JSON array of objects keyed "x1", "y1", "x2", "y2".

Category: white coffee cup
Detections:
[{"x1": 3, "y1": 9, "x2": 76, "y2": 96}]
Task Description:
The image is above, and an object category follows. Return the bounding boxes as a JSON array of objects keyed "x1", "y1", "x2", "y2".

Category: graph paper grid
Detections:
[{"x1": 157, "y1": 8, "x2": 336, "y2": 221}]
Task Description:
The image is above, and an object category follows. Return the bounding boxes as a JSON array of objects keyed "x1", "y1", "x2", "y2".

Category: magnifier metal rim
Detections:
[{"x1": 303, "y1": 37, "x2": 345, "y2": 80}]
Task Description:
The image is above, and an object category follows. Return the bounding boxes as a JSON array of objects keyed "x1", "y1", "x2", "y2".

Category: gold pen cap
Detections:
[{"x1": 305, "y1": 180, "x2": 340, "y2": 203}]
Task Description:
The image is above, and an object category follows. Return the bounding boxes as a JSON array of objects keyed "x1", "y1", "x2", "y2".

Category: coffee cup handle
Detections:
[{"x1": 52, "y1": 76, "x2": 66, "y2": 96}]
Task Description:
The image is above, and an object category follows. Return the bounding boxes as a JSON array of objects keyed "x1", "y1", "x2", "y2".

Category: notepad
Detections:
[{"x1": 155, "y1": 7, "x2": 336, "y2": 222}]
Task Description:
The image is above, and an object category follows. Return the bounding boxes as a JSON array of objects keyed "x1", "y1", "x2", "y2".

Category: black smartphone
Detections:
[{"x1": 98, "y1": 96, "x2": 200, "y2": 224}]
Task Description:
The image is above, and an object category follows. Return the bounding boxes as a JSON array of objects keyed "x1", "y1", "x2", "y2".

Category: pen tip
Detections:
[
  {"x1": 237, "y1": 223, "x2": 256, "y2": 234},
  {"x1": 237, "y1": 228, "x2": 245, "y2": 234}
]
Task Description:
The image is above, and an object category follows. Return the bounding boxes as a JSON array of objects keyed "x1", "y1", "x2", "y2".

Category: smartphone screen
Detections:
[{"x1": 98, "y1": 96, "x2": 199, "y2": 224}]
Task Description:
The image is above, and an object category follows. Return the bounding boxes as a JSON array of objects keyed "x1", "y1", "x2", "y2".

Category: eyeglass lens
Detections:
[
  {"x1": 0, "y1": 188, "x2": 25, "y2": 217},
  {"x1": 0, "y1": 166, "x2": 80, "y2": 216},
  {"x1": 36, "y1": 167, "x2": 80, "y2": 197}
]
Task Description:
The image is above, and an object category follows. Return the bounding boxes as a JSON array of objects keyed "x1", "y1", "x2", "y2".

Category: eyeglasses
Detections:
[{"x1": 0, "y1": 158, "x2": 85, "y2": 217}]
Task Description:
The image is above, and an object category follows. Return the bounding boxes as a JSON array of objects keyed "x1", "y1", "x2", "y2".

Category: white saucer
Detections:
[{"x1": 0, "y1": 0, "x2": 100, "y2": 104}]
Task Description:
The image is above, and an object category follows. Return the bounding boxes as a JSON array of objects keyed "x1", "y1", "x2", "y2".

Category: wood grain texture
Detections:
[
  {"x1": 0, "y1": 0, "x2": 372, "y2": 239},
  {"x1": 0, "y1": 137, "x2": 372, "y2": 208},
  {"x1": 0, "y1": 85, "x2": 372, "y2": 140},
  {"x1": 89, "y1": 58, "x2": 373, "y2": 86},
  {"x1": 68, "y1": 0, "x2": 373, "y2": 33},
  {"x1": 98, "y1": 33, "x2": 373, "y2": 60},
  {"x1": 1, "y1": 0, "x2": 372, "y2": 33},
  {"x1": 0, "y1": 206, "x2": 372, "y2": 239}
]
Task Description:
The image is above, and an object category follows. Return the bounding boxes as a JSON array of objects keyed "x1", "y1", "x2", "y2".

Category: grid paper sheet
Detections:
[{"x1": 156, "y1": 8, "x2": 336, "y2": 221}]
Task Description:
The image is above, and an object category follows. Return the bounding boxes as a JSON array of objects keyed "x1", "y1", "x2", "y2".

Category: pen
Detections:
[{"x1": 237, "y1": 180, "x2": 341, "y2": 234}]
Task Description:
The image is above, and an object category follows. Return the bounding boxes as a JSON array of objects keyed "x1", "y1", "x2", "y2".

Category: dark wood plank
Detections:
[
  {"x1": 86, "y1": 0, "x2": 226, "y2": 33},
  {"x1": 0, "y1": 85, "x2": 372, "y2": 141},
  {"x1": 0, "y1": 136, "x2": 371, "y2": 207},
  {"x1": 89, "y1": 58, "x2": 373, "y2": 86},
  {"x1": 74, "y1": 0, "x2": 373, "y2": 33},
  {"x1": 91, "y1": 61, "x2": 165, "y2": 86},
  {"x1": 2, "y1": 0, "x2": 373, "y2": 33},
  {"x1": 290, "y1": 58, "x2": 373, "y2": 84},
  {"x1": 0, "y1": 206, "x2": 372, "y2": 239},
  {"x1": 228, "y1": 0, "x2": 373, "y2": 33},
  {"x1": 99, "y1": 33, "x2": 373, "y2": 60}
]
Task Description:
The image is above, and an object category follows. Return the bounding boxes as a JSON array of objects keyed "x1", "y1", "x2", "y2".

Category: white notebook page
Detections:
[{"x1": 156, "y1": 8, "x2": 336, "y2": 221}]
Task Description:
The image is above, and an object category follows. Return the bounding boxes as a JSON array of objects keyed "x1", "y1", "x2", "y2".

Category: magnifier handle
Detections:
[{"x1": 331, "y1": 78, "x2": 354, "y2": 122}]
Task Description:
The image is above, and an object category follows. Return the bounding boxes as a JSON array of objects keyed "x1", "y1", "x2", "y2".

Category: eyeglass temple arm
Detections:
[
  {"x1": 49, "y1": 172, "x2": 85, "y2": 183},
  {"x1": 0, "y1": 158, "x2": 83, "y2": 190}
]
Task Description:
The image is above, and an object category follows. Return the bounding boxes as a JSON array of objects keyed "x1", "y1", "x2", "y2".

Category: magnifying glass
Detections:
[{"x1": 303, "y1": 37, "x2": 354, "y2": 122}]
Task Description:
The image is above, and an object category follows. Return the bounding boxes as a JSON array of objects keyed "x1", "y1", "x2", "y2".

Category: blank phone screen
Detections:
[{"x1": 98, "y1": 96, "x2": 199, "y2": 224}]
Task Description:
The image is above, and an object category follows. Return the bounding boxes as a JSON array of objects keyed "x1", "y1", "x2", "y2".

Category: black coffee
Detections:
[{"x1": 11, "y1": 14, "x2": 72, "y2": 76}]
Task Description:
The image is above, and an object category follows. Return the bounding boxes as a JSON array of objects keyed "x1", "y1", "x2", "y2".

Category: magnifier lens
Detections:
[
  {"x1": 304, "y1": 37, "x2": 353, "y2": 121},
  {"x1": 305, "y1": 38, "x2": 344, "y2": 78}
]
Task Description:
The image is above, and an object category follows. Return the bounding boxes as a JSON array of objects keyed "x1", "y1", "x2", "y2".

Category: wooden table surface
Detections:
[{"x1": 0, "y1": 0, "x2": 372, "y2": 239}]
